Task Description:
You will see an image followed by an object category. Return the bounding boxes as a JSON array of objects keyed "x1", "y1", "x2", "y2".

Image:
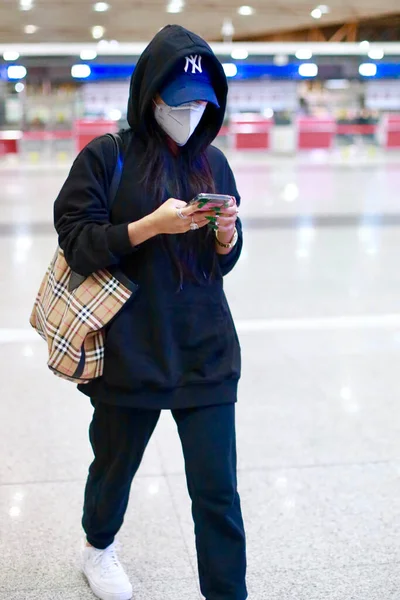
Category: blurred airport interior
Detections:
[
  {"x1": 2, "y1": 45, "x2": 400, "y2": 161},
  {"x1": 1, "y1": 2, "x2": 400, "y2": 600}
]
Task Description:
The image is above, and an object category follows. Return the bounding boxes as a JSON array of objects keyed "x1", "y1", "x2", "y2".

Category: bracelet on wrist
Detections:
[{"x1": 215, "y1": 227, "x2": 238, "y2": 249}]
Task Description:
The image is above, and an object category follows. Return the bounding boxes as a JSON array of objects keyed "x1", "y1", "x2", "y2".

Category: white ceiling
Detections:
[{"x1": 0, "y1": 0, "x2": 398, "y2": 44}]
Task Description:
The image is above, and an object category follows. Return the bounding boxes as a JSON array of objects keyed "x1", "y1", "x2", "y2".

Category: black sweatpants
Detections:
[{"x1": 82, "y1": 400, "x2": 247, "y2": 600}]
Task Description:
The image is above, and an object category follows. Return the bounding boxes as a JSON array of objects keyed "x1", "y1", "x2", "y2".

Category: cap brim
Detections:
[{"x1": 160, "y1": 81, "x2": 220, "y2": 108}]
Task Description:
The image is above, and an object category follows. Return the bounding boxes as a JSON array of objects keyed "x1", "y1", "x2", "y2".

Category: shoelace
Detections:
[{"x1": 92, "y1": 546, "x2": 121, "y2": 577}]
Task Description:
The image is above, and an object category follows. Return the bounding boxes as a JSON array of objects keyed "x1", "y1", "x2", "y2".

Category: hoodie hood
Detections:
[{"x1": 127, "y1": 25, "x2": 228, "y2": 151}]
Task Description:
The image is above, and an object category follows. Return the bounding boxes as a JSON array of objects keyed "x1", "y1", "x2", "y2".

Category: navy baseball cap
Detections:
[{"x1": 160, "y1": 54, "x2": 220, "y2": 108}]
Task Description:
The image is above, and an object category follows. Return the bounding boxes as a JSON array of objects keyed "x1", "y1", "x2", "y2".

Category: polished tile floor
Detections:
[{"x1": 1, "y1": 151, "x2": 400, "y2": 599}]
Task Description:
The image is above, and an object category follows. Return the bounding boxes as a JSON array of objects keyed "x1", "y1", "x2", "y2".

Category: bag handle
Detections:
[{"x1": 105, "y1": 132, "x2": 124, "y2": 211}]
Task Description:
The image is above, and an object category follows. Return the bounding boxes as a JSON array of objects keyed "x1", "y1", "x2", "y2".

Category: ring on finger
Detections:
[
  {"x1": 190, "y1": 216, "x2": 200, "y2": 231},
  {"x1": 176, "y1": 207, "x2": 187, "y2": 220}
]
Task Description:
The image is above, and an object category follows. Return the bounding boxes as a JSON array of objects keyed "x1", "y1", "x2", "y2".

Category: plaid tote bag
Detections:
[{"x1": 29, "y1": 134, "x2": 138, "y2": 384}]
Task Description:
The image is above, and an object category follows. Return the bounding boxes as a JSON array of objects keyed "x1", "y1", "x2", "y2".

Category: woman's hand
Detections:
[
  {"x1": 128, "y1": 196, "x2": 239, "y2": 249},
  {"x1": 149, "y1": 198, "x2": 218, "y2": 235},
  {"x1": 210, "y1": 196, "x2": 238, "y2": 241}
]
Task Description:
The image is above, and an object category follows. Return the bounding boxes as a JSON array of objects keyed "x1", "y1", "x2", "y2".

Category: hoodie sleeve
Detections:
[
  {"x1": 54, "y1": 136, "x2": 135, "y2": 277},
  {"x1": 217, "y1": 160, "x2": 243, "y2": 276}
]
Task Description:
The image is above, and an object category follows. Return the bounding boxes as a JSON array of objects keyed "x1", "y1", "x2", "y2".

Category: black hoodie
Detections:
[
  {"x1": 127, "y1": 24, "x2": 228, "y2": 154},
  {"x1": 54, "y1": 25, "x2": 243, "y2": 409}
]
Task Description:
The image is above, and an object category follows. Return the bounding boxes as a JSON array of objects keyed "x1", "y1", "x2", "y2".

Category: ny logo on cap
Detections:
[{"x1": 184, "y1": 55, "x2": 203, "y2": 74}]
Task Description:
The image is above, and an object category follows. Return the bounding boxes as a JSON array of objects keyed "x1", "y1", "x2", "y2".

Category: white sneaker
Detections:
[{"x1": 82, "y1": 542, "x2": 133, "y2": 600}]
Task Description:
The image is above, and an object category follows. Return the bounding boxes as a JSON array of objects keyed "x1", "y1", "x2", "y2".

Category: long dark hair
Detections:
[{"x1": 139, "y1": 106, "x2": 217, "y2": 288}]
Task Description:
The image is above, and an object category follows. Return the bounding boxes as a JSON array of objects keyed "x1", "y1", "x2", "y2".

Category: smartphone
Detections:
[{"x1": 189, "y1": 193, "x2": 233, "y2": 208}]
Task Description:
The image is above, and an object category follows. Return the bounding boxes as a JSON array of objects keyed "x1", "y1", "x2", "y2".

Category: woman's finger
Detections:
[
  {"x1": 193, "y1": 210, "x2": 221, "y2": 219},
  {"x1": 185, "y1": 222, "x2": 208, "y2": 232},
  {"x1": 180, "y1": 203, "x2": 204, "y2": 217},
  {"x1": 178, "y1": 209, "x2": 237, "y2": 232},
  {"x1": 183, "y1": 216, "x2": 209, "y2": 231},
  {"x1": 216, "y1": 215, "x2": 237, "y2": 226},
  {"x1": 216, "y1": 209, "x2": 238, "y2": 219},
  {"x1": 192, "y1": 216, "x2": 209, "y2": 226}
]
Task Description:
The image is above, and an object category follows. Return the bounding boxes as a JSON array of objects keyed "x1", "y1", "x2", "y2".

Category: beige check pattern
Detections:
[{"x1": 30, "y1": 248, "x2": 133, "y2": 384}]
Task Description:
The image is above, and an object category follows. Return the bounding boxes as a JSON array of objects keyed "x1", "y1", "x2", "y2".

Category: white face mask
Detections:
[{"x1": 153, "y1": 101, "x2": 207, "y2": 146}]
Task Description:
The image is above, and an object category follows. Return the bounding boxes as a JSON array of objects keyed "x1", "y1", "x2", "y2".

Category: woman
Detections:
[{"x1": 54, "y1": 24, "x2": 247, "y2": 600}]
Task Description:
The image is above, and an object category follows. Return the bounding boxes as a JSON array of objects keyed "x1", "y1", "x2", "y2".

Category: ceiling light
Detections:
[
  {"x1": 317, "y1": 4, "x2": 330, "y2": 13},
  {"x1": 15, "y1": 82, "x2": 25, "y2": 93},
  {"x1": 359, "y1": 63, "x2": 377, "y2": 77},
  {"x1": 3, "y1": 51, "x2": 20, "y2": 61},
  {"x1": 238, "y1": 5, "x2": 254, "y2": 15},
  {"x1": 368, "y1": 48, "x2": 384, "y2": 60},
  {"x1": 24, "y1": 24, "x2": 38, "y2": 34},
  {"x1": 71, "y1": 64, "x2": 91, "y2": 78},
  {"x1": 167, "y1": 0, "x2": 184, "y2": 13},
  {"x1": 108, "y1": 109, "x2": 122, "y2": 121},
  {"x1": 274, "y1": 54, "x2": 289, "y2": 66},
  {"x1": 7, "y1": 65, "x2": 27, "y2": 80},
  {"x1": 359, "y1": 40, "x2": 370, "y2": 51},
  {"x1": 295, "y1": 49, "x2": 313, "y2": 60},
  {"x1": 231, "y1": 48, "x2": 249, "y2": 60},
  {"x1": 311, "y1": 8, "x2": 322, "y2": 19},
  {"x1": 93, "y1": 2, "x2": 110, "y2": 11},
  {"x1": 92, "y1": 25, "x2": 105, "y2": 39},
  {"x1": 80, "y1": 49, "x2": 98, "y2": 60},
  {"x1": 19, "y1": 0, "x2": 34, "y2": 10},
  {"x1": 298, "y1": 63, "x2": 318, "y2": 77},
  {"x1": 222, "y1": 63, "x2": 238, "y2": 77}
]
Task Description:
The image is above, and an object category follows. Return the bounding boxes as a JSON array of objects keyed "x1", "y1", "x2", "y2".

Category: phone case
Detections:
[{"x1": 191, "y1": 194, "x2": 232, "y2": 208}]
